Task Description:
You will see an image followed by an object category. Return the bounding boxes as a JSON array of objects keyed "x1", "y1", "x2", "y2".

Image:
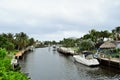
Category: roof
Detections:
[{"x1": 100, "y1": 41, "x2": 116, "y2": 49}]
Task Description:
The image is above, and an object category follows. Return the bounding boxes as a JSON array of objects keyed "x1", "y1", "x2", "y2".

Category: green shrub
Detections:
[
  {"x1": 0, "y1": 48, "x2": 28, "y2": 80},
  {"x1": 0, "y1": 48, "x2": 7, "y2": 58}
]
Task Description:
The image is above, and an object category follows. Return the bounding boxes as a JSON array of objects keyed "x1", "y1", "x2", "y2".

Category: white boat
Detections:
[
  {"x1": 52, "y1": 45, "x2": 57, "y2": 51},
  {"x1": 53, "y1": 45, "x2": 56, "y2": 48},
  {"x1": 29, "y1": 46, "x2": 34, "y2": 51},
  {"x1": 73, "y1": 53, "x2": 99, "y2": 66}
]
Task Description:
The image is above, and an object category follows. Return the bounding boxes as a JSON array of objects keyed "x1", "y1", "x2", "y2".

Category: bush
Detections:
[
  {"x1": 6, "y1": 42, "x2": 15, "y2": 51},
  {"x1": 0, "y1": 48, "x2": 7, "y2": 58},
  {"x1": 1, "y1": 71, "x2": 28, "y2": 80},
  {"x1": 0, "y1": 48, "x2": 28, "y2": 80},
  {"x1": 0, "y1": 58, "x2": 28, "y2": 80}
]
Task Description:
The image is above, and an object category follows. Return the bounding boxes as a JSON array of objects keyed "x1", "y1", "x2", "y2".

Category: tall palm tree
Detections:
[
  {"x1": 7, "y1": 33, "x2": 14, "y2": 43},
  {"x1": 15, "y1": 32, "x2": 29, "y2": 50},
  {"x1": 89, "y1": 29, "x2": 100, "y2": 42},
  {"x1": 28, "y1": 38, "x2": 35, "y2": 46}
]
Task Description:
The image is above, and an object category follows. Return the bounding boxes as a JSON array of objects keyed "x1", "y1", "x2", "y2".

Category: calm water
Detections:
[{"x1": 20, "y1": 47, "x2": 120, "y2": 80}]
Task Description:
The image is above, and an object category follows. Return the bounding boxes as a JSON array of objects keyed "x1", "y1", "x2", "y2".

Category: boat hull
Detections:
[{"x1": 73, "y1": 55, "x2": 99, "y2": 67}]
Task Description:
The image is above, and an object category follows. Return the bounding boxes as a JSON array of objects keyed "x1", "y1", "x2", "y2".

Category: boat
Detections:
[
  {"x1": 53, "y1": 45, "x2": 56, "y2": 48},
  {"x1": 73, "y1": 52, "x2": 99, "y2": 66},
  {"x1": 52, "y1": 45, "x2": 57, "y2": 51}
]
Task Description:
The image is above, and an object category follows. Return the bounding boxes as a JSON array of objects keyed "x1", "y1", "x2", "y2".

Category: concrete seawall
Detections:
[
  {"x1": 97, "y1": 58, "x2": 120, "y2": 69},
  {"x1": 15, "y1": 46, "x2": 34, "y2": 59}
]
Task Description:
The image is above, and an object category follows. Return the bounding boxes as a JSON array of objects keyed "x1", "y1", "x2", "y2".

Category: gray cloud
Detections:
[{"x1": 0, "y1": 0, "x2": 120, "y2": 41}]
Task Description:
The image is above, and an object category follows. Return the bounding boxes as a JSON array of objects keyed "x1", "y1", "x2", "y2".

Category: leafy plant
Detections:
[
  {"x1": 0, "y1": 48, "x2": 7, "y2": 58},
  {"x1": 0, "y1": 48, "x2": 28, "y2": 80}
]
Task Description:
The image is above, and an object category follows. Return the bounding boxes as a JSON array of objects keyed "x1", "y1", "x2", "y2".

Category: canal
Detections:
[{"x1": 20, "y1": 47, "x2": 120, "y2": 80}]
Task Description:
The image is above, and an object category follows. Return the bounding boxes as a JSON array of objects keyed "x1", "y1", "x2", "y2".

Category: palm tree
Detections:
[
  {"x1": 0, "y1": 33, "x2": 15, "y2": 51},
  {"x1": 112, "y1": 26, "x2": 120, "y2": 41},
  {"x1": 89, "y1": 29, "x2": 100, "y2": 42},
  {"x1": 82, "y1": 34, "x2": 91, "y2": 40},
  {"x1": 28, "y1": 38, "x2": 35, "y2": 46},
  {"x1": 15, "y1": 32, "x2": 29, "y2": 50},
  {"x1": 100, "y1": 30, "x2": 112, "y2": 41},
  {"x1": 116, "y1": 26, "x2": 120, "y2": 33},
  {"x1": 7, "y1": 33, "x2": 14, "y2": 43}
]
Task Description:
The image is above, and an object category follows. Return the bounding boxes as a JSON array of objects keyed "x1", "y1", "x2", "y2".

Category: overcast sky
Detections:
[{"x1": 0, "y1": 0, "x2": 120, "y2": 41}]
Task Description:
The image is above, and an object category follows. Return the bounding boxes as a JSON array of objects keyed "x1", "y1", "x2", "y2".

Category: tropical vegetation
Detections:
[
  {"x1": 60, "y1": 26, "x2": 120, "y2": 54},
  {"x1": 0, "y1": 48, "x2": 28, "y2": 80},
  {"x1": 1, "y1": 26, "x2": 120, "y2": 79},
  {"x1": 0, "y1": 32, "x2": 35, "y2": 51},
  {"x1": 0, "y1": 32, "x2": 35, "y2": 80}
]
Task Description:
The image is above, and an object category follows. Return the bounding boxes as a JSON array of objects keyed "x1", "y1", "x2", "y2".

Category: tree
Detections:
[
  {"x1": 89, "y1": 29, "x2": 99, "y2": 42},
  {"x1": 82, "y1": 34, "x2": 91, "y2": 40},
  {"x1": 7, "y1": 33, "x2": 15, "y2": 44},
  {"x1": 44, "y1": 41, "x2": 51, "y2": 46},
  {"x1": 100, "y1": 30, "x2": 112, "y2": 41},
  {"x1": 112, "y1": 26, "x2": 120, "y2": 41},
  {"x1": 0, "y1": 35, "x2": 15, "y2": 51},
  {"x1": 15, "y1": 32, "x2": 29, "y2": 50},
  {"x1": 78, "y1": 39, "x2": 95, "y2": 51},
  {"x1": 82, "y1": 29, "x2": 112, "y2": 42},
  {"x1": 28, "y1": 38, "x2": 35, "y2": 46},
  {"x1": 5, "y1": 42, "x2": 14, "y2": 51},
  {"x1": 51, "y1": 40, "x2": 57, "y2": 45},
  {"x1": 62, "y1": 38, "x2": 76, "y2": 47},
  {"x1": 116, "y1": 26, "x2": 120, "y2": 33}
]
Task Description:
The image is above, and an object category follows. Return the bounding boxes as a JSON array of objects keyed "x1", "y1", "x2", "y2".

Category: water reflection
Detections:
[{"x1": 20, "y1": 47, "x2": 120, "y2": 80}]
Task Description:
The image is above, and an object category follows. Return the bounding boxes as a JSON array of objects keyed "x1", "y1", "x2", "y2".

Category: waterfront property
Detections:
[
  {"x1": 97, "y1": 41, "x2": 120, "y2": 69},
  {"x1": 57, "y1": 46, "x2": 99, "y2": 66}
]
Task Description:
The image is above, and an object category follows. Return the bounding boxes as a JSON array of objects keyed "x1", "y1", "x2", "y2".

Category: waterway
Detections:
[{"x1": 20, "y1": 47, "x2": 120, "y2": 80}]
